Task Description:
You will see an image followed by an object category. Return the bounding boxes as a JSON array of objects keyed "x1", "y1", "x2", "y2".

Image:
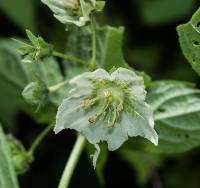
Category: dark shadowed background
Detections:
[{"x1": 0, "y1": 0, "x2": 200, "y2": 187}]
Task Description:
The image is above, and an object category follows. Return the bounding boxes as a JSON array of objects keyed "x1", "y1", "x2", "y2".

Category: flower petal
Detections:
[
  {"x1": 122, "y1": 102, "x2": 158, "y2": 145},
  {"x1": 111, "y1": 67, "x2": 141, "y2": 82},
  {"x1": 55, "y1": 96, "x2": 107, "y2": 144},
  {"x1": 111, "y1": 68, "x2": 146, "y2": 101},
  {"x1": 69, "y1": 69, "x2": 110, "y2": 97},
  {"x1": 91, "y1": 144, "x2": 100, "y2": 169},
  {"x1": 41, "y1": 0, "x2": 103, "y2": 27},
  {"x1": 106, "y1": 121, "x2": 128, "y2": 151}
]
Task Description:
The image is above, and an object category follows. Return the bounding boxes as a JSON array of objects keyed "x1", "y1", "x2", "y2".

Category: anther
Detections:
[
  {"x1": 107, "y1": 106, "x2": 117, "y2": 128},
  {"x1": 88, "y1": 98, "x2": 111, "y2": 125},
  {"x1": 117, "y1": 101, "x2": 124, "y2": 113},
  {"x1": 88, "y1": 117, "x2": 97, "y2": 124},
  {"x1": 80, "y1": 96, "x2": 101, "y2": 109},
  {"x1": 104, "y1": 90, "x2": 112, "y2": 98},
  {"x1": 107, "y1": 121, "x2": 114, "y2": 128}
]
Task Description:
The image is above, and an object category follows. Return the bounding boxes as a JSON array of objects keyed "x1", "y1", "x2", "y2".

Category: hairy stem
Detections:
[
  {"x1": 28, "y1": 124, "x2": 53, "y2": 155},
  {"x1": 52, "y1": 51, "x2": 89, "y2": 66},
  {"x1": 58, "y1": 134, "x2": 86, "y2": 188},
  {"x1": 48, "y1": 80, "x2": 69, "y2": 93}
]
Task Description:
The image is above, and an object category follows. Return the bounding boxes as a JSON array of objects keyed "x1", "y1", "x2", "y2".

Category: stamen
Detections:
[
  {"x1": 88, "y1": 116, "x2": 97, "y2": 124},
  {"x1": 107, "y1": 106, "x2": 117, "y2": 128},
  {"x1": 80, "y1": 96, "x2": 101, "y2": 110},
  {"x1": 85, "y1": 79, "x2": 131, "y2": 127},
  {"x1": 88, "y1": 98, "x2": 111, "y2": 124},
  {"x1": 104, "y1": 90, "x2": 112, "y2": 98},
  {"x1": 117, "y1": 101, "x2": 124, "y2": 113}
]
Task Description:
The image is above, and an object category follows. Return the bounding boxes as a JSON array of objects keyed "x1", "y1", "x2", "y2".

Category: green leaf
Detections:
[
  {"x1": 65, "y1": 26, "x2": 152, "y2": 87},
  {"x1": 25, "y1": 58, "x2": 63, "y2": 87},
  {"x1": 119, "y1": 149, "x2": 163, "y2": 186},
  {"x1": 0, "y1": 39, "x2": 28, "y2": 89},
  {"x1": 177, "y1": 8, "x2": 200, "y2": 75},
  {"x1": 65, "y1": 26, "x2": 125, "y2": 71},
  {"x1": 21, "y1": 56, "x2": 68, "y2": 124},
  {"x1": 147, "y1": 81, "x2": 200, "y2": 153},
  {"x1": 0, "y1": 39, "x2": 64, "y2": 128},
  {"x1": 0, "y1": 39, "x2": 28, "y2": 128},
  {"x1": 0, "y1": 39, "x2": 64, "y2": 125},
  {"x1": 0, "y1": 0, "x2": 36, "y2": 31},
  {"x1": 96, "y1": 26, "x2": 125, "y2": 70},
  {"x1": 0, "y1": 126, "x2": 19, "y2": 188},
  {"x1": 139, "y1": 0, "x2": 196, "y2": 26},
  {"x1": 65, "y1": 27, "x2": 92, "y2": 63},
  {"x1": 64, "y1": 27, "x2": 91, "y2": 78}
]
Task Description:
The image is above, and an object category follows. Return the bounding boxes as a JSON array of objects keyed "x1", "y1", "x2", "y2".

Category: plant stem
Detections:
[
  {"x1": 58, "y1": 134, "x2": 86, "y2": 188},
  {"x1": 52, "y1": 51, "x2": 89, "y2": 66},
  {"x1": 48, "y1": 80, "x2": 69, "y2": 93},
  {"x1": 28, "y1": 124, "x2": 53, "y2": 155},
  {"x1": 91, "y1": 16, "x2": 97, "y2": 67}
]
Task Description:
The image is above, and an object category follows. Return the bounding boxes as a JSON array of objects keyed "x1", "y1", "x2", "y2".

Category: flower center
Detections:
[{"x1": 78, "y1": 79, "x2": 134, "y2": 128}]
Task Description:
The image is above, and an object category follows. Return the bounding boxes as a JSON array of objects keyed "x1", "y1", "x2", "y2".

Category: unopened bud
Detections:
[{"x1": 22, "y1": 81, "x2": 48, "y2": 106}]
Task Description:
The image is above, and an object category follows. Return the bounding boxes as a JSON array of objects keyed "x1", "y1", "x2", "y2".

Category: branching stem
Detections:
[
  {"x1": 28, "y1": 124, "x2": 53, "y2": 156},
  {"x1": 52, "y1": 51, "x2": 89, "y2": 66},
  {"x1": 48, "y1": 80, "x2": 69, "y2": 93}
]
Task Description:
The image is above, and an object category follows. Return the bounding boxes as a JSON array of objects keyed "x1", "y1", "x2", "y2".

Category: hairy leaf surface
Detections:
[
  {"x1": 177, "y1": 8, "x2": 200, "y2": 75},
  {"x1": 0, "y1": 126, "x2": 19, "y2": 188},
  {"x1": 96, "y1": 26, "x2": 125, "y2": 70},
  {"x1": 147, "y1": 81, "x2": 200, "y2": 153},
  {"x1": 0, "y1": 39, "x2": 28, "y2": 128}
]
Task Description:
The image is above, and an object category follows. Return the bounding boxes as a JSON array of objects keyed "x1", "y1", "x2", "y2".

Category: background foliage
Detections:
[{"x1": 0, "y1": 0, "x2": 200, "y2": 187}]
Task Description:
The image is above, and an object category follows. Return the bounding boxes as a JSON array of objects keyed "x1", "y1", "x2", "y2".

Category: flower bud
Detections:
[
  {"x1": 41, "y1": 0, "x2": 105, "y2": 27},
  {"x1": 22, "y1": 81, "x2": 48, "y2": 106},
  {"x1": 7, "y1": 136, "x2": 33, "y2": 175},
  {"x1": 15, "y1": 30, "x2": 53, "y2": 63}
]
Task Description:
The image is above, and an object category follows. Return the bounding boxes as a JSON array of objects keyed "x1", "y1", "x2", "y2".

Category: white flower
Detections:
[
  {"x1": 41, "y1": 0, "x2": 105, "y2": 27},
  {"x1": 55, "y1": 68, "x2": 158, "y2": 166}
]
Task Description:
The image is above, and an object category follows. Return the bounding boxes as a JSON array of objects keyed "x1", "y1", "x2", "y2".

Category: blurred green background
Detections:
[{"x1": 0, "y1": 0, "x2": 200, "y2": 187}]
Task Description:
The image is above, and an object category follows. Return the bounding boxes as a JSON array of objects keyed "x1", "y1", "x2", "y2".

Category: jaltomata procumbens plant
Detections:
[{"x1": 1, "y1": 1, "x2": 200, "y2": 188}]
